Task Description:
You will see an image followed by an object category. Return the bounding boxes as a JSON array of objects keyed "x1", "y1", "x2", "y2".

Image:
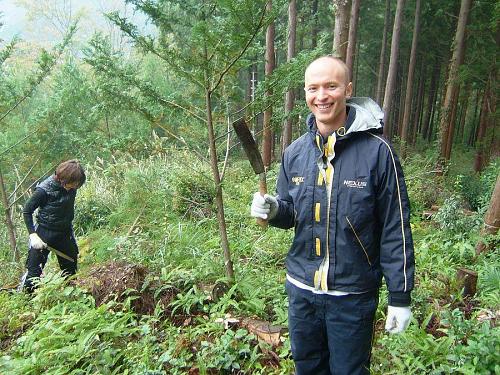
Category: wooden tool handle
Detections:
[{"x1": 256, "y1": 172, "x2": 268, "y2": 229}]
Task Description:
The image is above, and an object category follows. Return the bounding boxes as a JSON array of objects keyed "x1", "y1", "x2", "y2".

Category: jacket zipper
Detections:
[
  {"x1": 319, "y1": 149, "x2": 333, "y2": 291},
  {"x1": 345, "y1": 216, "x2": 372, "y2": 266}
]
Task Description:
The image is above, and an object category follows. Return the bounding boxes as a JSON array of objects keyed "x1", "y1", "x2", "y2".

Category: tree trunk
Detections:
[
  {"x1": 474, "y1": 69, "x2": 496, "y2": 172},
  {"x1": 389, "y1": 60, "x2": 408, "y2": 139},
  {"x1": 204, "y1": 89, "x2": 234, "y2": 281},
  {"x1": 400, "y1": 0, "x2": 421, "y2": 158},
  {"x1": 375, "y1": 0, "x2": 391, "y2": 105},
  {"x1": 438, "y1": 0, "x2": 472, "y2": 163},
  {"x1": 354, "y1": 38, "x2": 360, "y2": 96},
  {"x1": 476, "y1": 174, "x2": 500, "y2": 255},
  {"x1": 0, "y1": 167, "x2": 18, "y2": 262},
  {"x1": 262, "y1": 0, "x2": 275, "y2": 168},
  {"x1": 428, "y1": 110, "x2": 436, "y2": 141},
  {"x1": 332, "y1": 0, "x2": 351, "y2": 60},
  {"x1": 456, "y1": 268, "x2": 478, "y2": 298},
  {"x1": 422, "y1": 63, "x2": 440, "y2": 141},
  {"x1": 251, "y1": 62, "x2": 260, "y2": 131},
  {"x1": 299, "y1": 13, "x2": 305, "y2": 53},
  {"x1": 490, "y1": 121, "x2": 499, "y2": 160},
  {"x1": 382, "y1": 0, "x2": 405, "y2": 139},
  {"x1": 396, "y1": 58, "x2": 406, "y2": 138},
  {"x1": 467, "y1": 89, "x2": 481, "y2": 147},
  {"x1": 345, "y1": 0, "x2": 360, "y2": 83},
  {"x1": 311, "y1": 0, "x2": 319, "y2": 49},
  {"x1": 412, "y1": 62, "x2": 425, "y2": 145},
  {"x1": 457, "y1": 90, "x2": 469, "y2": 144},
  {"x1": 246, "y1": 66, "x2": 253, "y2": 104},
  {"x1": 474, "y1": 24, "x2": 498, "y2": 170},
  {"x1": 444, "y1": 86, "x2": 461, "y2": 159},
  {"x1": 283, "y1": 0, "x2": 297, "y2": 153}
]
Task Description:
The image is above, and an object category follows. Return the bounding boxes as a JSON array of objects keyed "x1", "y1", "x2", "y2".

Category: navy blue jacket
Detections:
[
  {"x1": 33, "y1": 175, "x2": 76, "y2": 232},
  {"x1": 269, "y1": 98, "x2": 415, "y2": 306}
]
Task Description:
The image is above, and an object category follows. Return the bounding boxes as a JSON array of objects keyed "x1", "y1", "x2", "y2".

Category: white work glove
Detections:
[
  {"x1": 29, "y1": 233, "x2": 47, "y2": 250},
  {"x1": 251, "y1": 192, "x2": 278, "y2": 220},
  {"x1": 385, "y1": 305, "x2": 411, "y2": 334}
]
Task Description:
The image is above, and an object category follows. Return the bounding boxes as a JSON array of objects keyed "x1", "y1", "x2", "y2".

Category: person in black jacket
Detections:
[
  {"x1": 20, "y1": 159, "x2": 86, "y2": 293},
  {"x1": 251, "y1": 56, "x2": 415, "y2": 375}
]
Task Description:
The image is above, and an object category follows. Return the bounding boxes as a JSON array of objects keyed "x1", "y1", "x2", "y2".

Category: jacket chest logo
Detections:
[
  {"x1": 292, "y1": 176, "x2": 305, "y2": 185},
  {"x1": 343, "y1": 179, "x2": 367, "y2": 189}
]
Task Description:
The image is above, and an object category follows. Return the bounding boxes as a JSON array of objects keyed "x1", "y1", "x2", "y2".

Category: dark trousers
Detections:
[
  {"x1": 286, "y1": 280, "x2": 379, "y2": 375},
  {"x1": 23, "y1": 226, "x2": 78, "y2": 293}
]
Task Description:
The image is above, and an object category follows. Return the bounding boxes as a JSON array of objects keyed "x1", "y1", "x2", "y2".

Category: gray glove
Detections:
[
  {"x1": 29, "y1": 233, "x2": 47, "y2": 250},
  {"x1": 251, "y1": 192, "x2": 278, "y2": 220},
  {"x1": 385, "y1": 306, "x2": 411, "y2": 334}
]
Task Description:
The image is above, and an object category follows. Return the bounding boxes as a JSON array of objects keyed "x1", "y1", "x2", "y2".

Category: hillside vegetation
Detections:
[
  {"x1": 0, "y1": 146, "x2": 498, "y2": 374},
  {"x1": 0, "y1": 0, "x2": 498, "y2": 373}
]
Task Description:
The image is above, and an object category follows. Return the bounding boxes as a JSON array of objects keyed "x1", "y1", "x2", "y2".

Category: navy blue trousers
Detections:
[
  {"x1": 23, "y1": 226, "x2": 78, "y2": 293},
  {"x1": 286, "y1": 281, "x2": 378, "y2": 375}
]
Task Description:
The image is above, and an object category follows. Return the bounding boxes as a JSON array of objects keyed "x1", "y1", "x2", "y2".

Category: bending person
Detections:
[{"x1": 21, "y1": 159, "x2": 86, "y2": 293}]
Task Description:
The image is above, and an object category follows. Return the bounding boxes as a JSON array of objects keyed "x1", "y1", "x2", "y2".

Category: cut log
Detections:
[
  {"x1": 477, "y1": 309, "x2": 499, "y2": 327},
  {"x1": 214, "y1": 313, "x2": 240, "y2": 329},
  {"x1": 198, "y1": 281, "x2": 229, "y2": 302},
  {"x1": 241, "y1": 318, "x2": 287, "y2": 347}
]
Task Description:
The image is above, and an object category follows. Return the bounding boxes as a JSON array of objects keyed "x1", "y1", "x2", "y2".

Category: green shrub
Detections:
[
  {"x1": 169, "y1": 165, "x2": 215, "y2": 219},
  {"x1": 478, "y1": 159, "x2": 500, "y2": 209},
  {"x1": 0, "y1": 292, "x2": 32, "y2": 346},
  {"x1": 73, "y1": 167, "x2": 117, "y2": 236},
  {"x1": 373, "y1": 309, "x2": 500, "y2": 375},
  {"x1": 197, "y1": 328, "x2": 261, "y2": 372},
  {"x1": 0, "y1": 271, "x2": 164, "y2": 375},
  {"x1": 456, "y1": 174, "x2": 486, "y2": 211},
  {"x1": 402, "y1": 154, "x2": 444, "y2": 216},
  {"x1": 433, "y1": 194, "x2": 482, "y2": 236},
  {"x1": 74, "y1": 197, "x2": 112, "y2": 234}
]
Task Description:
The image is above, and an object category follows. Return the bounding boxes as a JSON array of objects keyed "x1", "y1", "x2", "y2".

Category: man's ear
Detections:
[{"x1": 346, "y1": 82, "x2": 353, "y2": 98}]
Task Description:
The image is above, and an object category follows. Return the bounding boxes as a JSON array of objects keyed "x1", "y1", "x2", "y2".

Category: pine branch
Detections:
[
  {"x1": 0, "y1": 23, "x2": 77, "y2": 123},
  {"x1": 106, "y1": 11, "x2": 205, "y2": 89},
  {"x1": 0, "y1": 37, "x2": 19, "y2": 68},
  {"x1": 211, "y1": 1, "x2": 268, "y2": 93}
]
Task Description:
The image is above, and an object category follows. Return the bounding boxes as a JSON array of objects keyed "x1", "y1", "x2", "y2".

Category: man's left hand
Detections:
[{"x1": 385, "y1": 306, "x2": 411, "y2": 334}]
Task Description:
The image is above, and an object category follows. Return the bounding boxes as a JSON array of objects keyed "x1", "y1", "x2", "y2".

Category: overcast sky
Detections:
[
  {"x1": 0, "y1": 0, "x2": 26, "y2": 39},
  {"x1": 0, "y1": 0, "x2": 152, "y2": 44}
]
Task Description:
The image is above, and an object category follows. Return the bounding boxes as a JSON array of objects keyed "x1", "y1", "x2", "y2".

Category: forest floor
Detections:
[{"x1": 0, "y1": 149, "x2": 498, "y2": 374}]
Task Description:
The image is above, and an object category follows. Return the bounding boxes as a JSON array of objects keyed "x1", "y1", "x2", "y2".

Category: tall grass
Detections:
[{"x1": 0, "y1": 148, "x2": 498, "y2": 374}]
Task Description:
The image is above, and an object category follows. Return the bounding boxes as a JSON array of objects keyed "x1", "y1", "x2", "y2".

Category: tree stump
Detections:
[
  {"x1": 198, "y1": 281, "x2": 229, "y2": 302},
  {"x1": 456, "y1": 268, "x2": 478, "y2": 298},
  {"x1": 240, "y1": 318, "x2": 287, "y2": 347}
]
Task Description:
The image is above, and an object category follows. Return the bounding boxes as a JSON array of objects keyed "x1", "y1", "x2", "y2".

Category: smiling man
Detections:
[
  {"x1": 251, "y1": 56, "x2": 415, "y2": 375},
  {"x1": 304, "y1": 56, "x2": 352, "y2": 134}
]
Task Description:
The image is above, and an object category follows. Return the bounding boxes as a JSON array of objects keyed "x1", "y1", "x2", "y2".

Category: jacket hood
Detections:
[{"x1": 307, "y1": 97, "x2": 383, "y2": 137}]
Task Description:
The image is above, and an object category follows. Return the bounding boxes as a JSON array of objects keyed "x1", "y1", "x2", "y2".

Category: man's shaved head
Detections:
[
  {"x1": 303, "y1": 55, "x2": 353, "y2": 133},
  {"x1": 305, "y1": 56, "x2": 351, "y2": 85}
]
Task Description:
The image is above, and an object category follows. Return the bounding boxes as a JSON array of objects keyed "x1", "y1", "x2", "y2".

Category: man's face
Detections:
[{"x1": 304, "y1": 59, "x2": 352, "y2": 131}]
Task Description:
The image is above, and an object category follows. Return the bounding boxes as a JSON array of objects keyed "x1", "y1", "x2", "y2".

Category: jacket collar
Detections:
[{"x1": 307, "y1": 97, "x2": 384, "y2": 143}]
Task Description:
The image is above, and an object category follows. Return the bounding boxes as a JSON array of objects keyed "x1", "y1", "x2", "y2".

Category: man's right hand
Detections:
[
  {"x1": 251, "y1": 192, "x2": 278, "y2": 220},
  {"x1": 29, "y1": 233, "x2": 47, "y2": 250}
]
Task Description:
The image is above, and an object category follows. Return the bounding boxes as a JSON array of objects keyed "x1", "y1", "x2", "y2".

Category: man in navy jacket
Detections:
[{"x1": 251, "y1": 56, "x2": 415, "y2": 375}]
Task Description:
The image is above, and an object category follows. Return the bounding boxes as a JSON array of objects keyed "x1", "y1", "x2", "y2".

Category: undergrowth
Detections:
[{"x1": 0, "y1": 148, "x2": 498, "y2": 374}]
